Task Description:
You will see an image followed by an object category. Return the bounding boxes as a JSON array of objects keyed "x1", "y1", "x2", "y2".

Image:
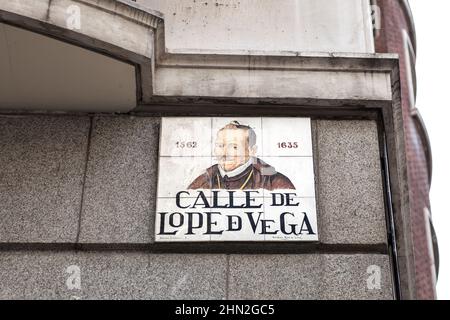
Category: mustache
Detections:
[
  {"x1": 216, "y1": 156, "x2": 240, "y2": 161},
  {"x1": 216, "y1": 156, "x2": 253, "y2": 161}
]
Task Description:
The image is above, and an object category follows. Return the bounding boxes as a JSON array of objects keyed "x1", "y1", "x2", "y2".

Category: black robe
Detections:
[{"x1": 188, "y1": 158, "x2": 295, "y2": 191}]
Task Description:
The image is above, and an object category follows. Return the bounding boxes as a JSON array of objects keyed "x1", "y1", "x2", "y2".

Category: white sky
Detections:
[{"x1": 409, "y1": 0, "x2": 450, "y2": 300}]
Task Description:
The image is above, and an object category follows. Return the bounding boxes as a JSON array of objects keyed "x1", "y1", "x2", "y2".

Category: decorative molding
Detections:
[
  {"x1": 411, "y1": 108, "x2": 433, "y2": 187},
  {"x1": 400, "y1": 0, "x2": 417, "y2": 55},
  {"x1": 76, "y1": 0, "x2": 163, "y2": 28},
  {"x1": 0, "y1": 0, "x2": 399, "y2": 105}
]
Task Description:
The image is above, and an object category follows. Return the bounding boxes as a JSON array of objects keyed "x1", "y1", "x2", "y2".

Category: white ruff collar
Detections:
[{"x1": 218, "y1": 157, "x2": 254, "y2": 178}]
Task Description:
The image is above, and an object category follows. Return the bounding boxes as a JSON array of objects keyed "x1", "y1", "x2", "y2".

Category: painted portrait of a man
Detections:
[{"x1": 188, "y1": 121, "x2": 295, "y2": 190}]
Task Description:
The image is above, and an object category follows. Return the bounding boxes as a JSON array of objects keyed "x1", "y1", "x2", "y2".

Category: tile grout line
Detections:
[
  {"x1": 313, "y1": 120, "x2": 321, "y2": 241},
  {"x1": 225, "y1": 254, "x2": 230, "y2": 300},
  {"x1": 210, "y1": 117, "x2": 213, "y2": 242},
  {"x1": 75, "y1": 116, "x2": 95, "y2": 246},
  {"x1": 261, "y1": 117, "x2": 265, "y2": 241}
]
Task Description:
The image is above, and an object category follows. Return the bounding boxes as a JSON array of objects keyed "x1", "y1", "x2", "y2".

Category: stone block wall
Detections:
[{"x1": 0, "y1": 114, "x2": 394, "y2": 299}]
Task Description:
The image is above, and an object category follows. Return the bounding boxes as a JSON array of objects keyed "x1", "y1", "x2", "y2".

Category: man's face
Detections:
[{"x1": 214, "y1": 128, "x2": 254, "y2": 172}]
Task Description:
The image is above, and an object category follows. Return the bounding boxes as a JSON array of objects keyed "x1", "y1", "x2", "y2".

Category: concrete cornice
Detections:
[
  {"x1": 78, "y1": 0, "x2": 163, "y2": 28},
  {"x1": 1, "y1": 0, "x2": 400, "y2": 104}
]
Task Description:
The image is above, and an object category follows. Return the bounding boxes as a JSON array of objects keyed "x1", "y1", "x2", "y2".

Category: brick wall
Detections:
[{"x1": 375, "y1": 0, "x2": 435, "y2": 299}]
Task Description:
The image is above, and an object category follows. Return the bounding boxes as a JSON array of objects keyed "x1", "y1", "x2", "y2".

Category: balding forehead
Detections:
[
  {"x1": 217, "y1": 127, "x2": 248, "y2": 140},
  {"x1": 217, "y1": 127, "x2": 255, "y2": 147}
]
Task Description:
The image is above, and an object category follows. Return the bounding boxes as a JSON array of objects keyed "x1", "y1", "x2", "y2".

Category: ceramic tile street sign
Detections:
[{"x1": 155, "y1": 117, "x2": 318, "y2": 242}]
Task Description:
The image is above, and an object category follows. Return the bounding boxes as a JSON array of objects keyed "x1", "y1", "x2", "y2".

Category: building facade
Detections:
[
  {"x1": 0, "y1": 0, "x2": 438, "y2": 299},
  {"x1": 374, "y1": 0, "x2": 438, "y2": 300}
]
